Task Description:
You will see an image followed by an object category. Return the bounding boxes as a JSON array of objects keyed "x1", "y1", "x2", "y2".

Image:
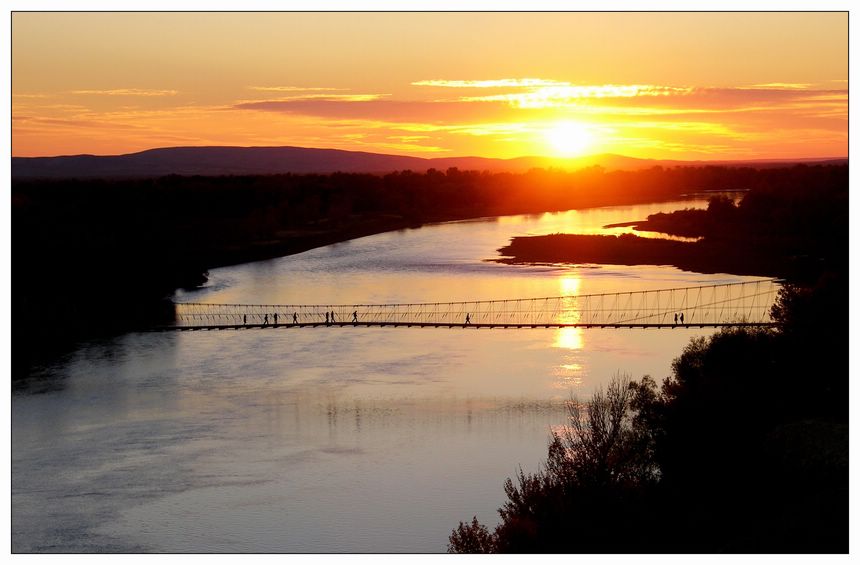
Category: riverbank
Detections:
[{"x1": 11, "y1": 211, "x2": 426, "y2": 374}]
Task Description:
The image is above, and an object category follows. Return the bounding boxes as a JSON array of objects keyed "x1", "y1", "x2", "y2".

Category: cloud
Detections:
[
  {"x1": 233, "y1": 98, "x2": 511, "y2": 123},
  {"x1": 460, "y1": 84, "x2": 695, "y2": 108},
  {"x1": 240, "y1": 93, "x2": 388, "y2": 103},
  {"x1": 412, "y1": 79, "x2": 846, "y2": 120},
  {"x1": 243, "y1": 86, "x2": 388, "y2": 103},
  {"x1": 247, "y1": 86, "x2": 350, "y2": 92},
  {"x1": 458, "y1": 84, "x2": 846, "y2": 112},
  {"x1": 412, "y1": 78, "x2": 569, "y2": 88},
  {"x1": 622, "y1": 121, "x2": 739, "y2": 137},
  {"x1": 70, "y1": 88, "x2": 178, "y2": 96},
  {"x1": 744, "y1": 82, "x2": 813, "y2": 90},
  {"x1": 387, "y1": 135, "x2": 431, "y2": 142},
  {"x1": 13, "y1": 115, "x2": 146, "y2": 130},
  {"x1": 232, "y1": 83, "x2": 846, "y2": 129}
]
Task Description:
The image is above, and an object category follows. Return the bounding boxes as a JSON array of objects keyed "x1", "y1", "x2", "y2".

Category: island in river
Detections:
[
  {"x1": 497, "y1": 164, "x2": 847, "y2": 283},
  {"x1": 497, "y1": 232, "x2": 784, "y2": 277}
]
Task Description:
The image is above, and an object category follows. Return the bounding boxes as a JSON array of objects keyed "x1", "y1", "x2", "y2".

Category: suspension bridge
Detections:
[{"x1": 165, "y1": 279, "x2": 782, "y2": 331}]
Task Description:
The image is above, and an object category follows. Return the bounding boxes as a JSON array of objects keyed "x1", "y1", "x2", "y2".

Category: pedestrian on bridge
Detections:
[
  {"x1": 331, "y1": 311, "x2": 336, "y2": 324},
  {"x1": 674, "y1": 313, "x2": 678, "y2": 326},
  {"x1": 465, "y1": 313, "x2": 471, "y2": 325},
  {"x1": 680, "y1": 312, "x2": 685, "y2": 325},
  {"x1": 264, "y1": 314, "x2": 269, "y2": 326},
  {"x1": 243, "y1": 314, "x2": 247, "y2": 326},
  {"x1": 293, "y1": 312, "x2": 298, "y2": 325},
  {"x1": 352, "y1": 310, "x2": 358, "y2": 324},
  {"x1": 325, "y1": 312, "x2": 330, "y2": 325},
  {"x1": 274, "y1": 312, "x2": 278, "y2": 326}
]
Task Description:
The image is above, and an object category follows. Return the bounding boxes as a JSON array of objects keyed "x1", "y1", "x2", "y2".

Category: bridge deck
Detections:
[
  {"x1": 154, "y1": 321, "x2": 777, "y2": 332},
  {"x1": 167, "y1": 279, "x2": 781, "y2": 331}
]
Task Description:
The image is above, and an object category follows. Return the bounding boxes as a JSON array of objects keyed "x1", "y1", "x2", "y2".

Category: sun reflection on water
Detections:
[
  {"x1": 552, "y1": 273, "x2": 588, "y2": 391},
  {"x1": 552, "y1": 362, "x2": 585, "y2": 390},
  {"x1": 559, "y1": 274, "x2": 581, "y2": 297},
  {"x1": 554, "y1": 327, "x2": 584, "y2": 350}
]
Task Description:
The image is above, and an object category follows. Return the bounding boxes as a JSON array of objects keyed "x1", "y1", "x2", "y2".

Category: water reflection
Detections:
[
  {"x1": 554, "y1": 327, "x2": 584, "y2": 350},
  {"x1": 559, "y1": 273, "x2": 581, "y2": 297},
  {"x1": 14, "y1": 199, "x2": 757, "y2": 553},
  {"x1": 552, "y1": 363, "x2": 585, "y2": 391},
  {"x1": 553, "y1": 273, "x2": 587, "y2": 393},
  {"x1": 175, "y1": 197, "x2": 742, "y2": 308}
]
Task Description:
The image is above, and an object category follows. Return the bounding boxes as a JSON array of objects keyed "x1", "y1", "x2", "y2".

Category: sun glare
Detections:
[{"x1": 545, "y1": 121, "x2": 594, "y2": 157}]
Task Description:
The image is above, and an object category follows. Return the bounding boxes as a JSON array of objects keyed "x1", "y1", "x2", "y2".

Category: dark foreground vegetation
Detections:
[
  {"x1": 449, "y1": 279, "x2": 847, "y2": 553},
  {"x1": 498, "y1": 163, "x2": 847, "y2": 284},
  {"x1": 13, "y1": 163, "x2": 845, "y2": 372}
]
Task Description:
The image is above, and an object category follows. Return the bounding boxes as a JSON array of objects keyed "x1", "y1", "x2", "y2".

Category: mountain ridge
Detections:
[{"x1": 11, "y1": 145, "x2": 847, "y2": 179}]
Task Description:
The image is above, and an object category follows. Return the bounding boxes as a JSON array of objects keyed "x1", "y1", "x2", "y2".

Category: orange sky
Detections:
[{"x1": 11, "y1": 12, "x2": 848, "y2": 160}]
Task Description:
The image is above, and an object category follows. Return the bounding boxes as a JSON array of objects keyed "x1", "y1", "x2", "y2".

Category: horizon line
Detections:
[{"x1": 10, "y1": 144, "x2": 848, "y2": 163}]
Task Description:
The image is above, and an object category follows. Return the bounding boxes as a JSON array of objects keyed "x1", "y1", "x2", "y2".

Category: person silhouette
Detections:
[
  {"x1": 352, "y1": 310, "x2": 358, "y2": 323},
  {"x1": 325, "y1": 312, "x2": 329, "y2": 325},
  {"x1": 264, "y1": 314, "x2": 269, "y2": 326},
  {"x1": 293, "y1": 312, "x2": 298, "y2": 325},
  {"x1": 680, "y1": 312, "x2": 685, "y2": 325},
  {"x1": 274, "y1": 312, "x2": 278, "y2": 326},
  {"x1": 331, "y1": 311, "x2": 336, "y2": 324},
  {"x1": 465, "y1": 313, "x2": 471, "y2": 325},
  {"x1": 674, "y1": 313, "x2": 678, "y2": 326},
  {"x1": 243, "y1": 314, "x2": 247, "y2": 326}
]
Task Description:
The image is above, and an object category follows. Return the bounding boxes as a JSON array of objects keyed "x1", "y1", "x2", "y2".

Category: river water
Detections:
[{"x1": 12, "y1": 198, "x2": 764, "y2": 553}]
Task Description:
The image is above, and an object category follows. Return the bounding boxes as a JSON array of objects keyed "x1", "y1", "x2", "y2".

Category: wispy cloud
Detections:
[
  {"x1": 387, "y1": 135, "x2": 431, "y2": 142},
  {"x1": 247, "y1": 86, "x2": 350, "y2": 92},
  {"x1": 13, "y1": 115, "x2": 147, "y2": 130},
  {"x1": 460, "y1": 85, "x2": 695, "y2": 108},
  {"x1": 387, "y1": 121, "x2": 538, "y2": 138},
  {"x1": 70, "y1": 88, "x2": 178, "y2": 96},
  {"x1": 238, "y1": 93, "x2": 388, "y2": 104},
  {"x1": 744, "y1": 82, "x2": 813, "y2": 90},
  {"x1": 412, "y1": 78, "x2": 568, "y2": 88},
  {"x1": 416, "y1": 79, "x2": 693, "y2": 100},
  {"x1": 233, "y1": 98, "x2": 508, "y2": 123},
  {"x1": 234, "y1": 83, "x2": 847, "y2": 125},
  {"x1": 412, "y1": 79, "x2": 846, "y2": 117}
]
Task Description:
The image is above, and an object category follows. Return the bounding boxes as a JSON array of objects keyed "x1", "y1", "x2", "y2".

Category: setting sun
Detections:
[{"x1": 545, "y1": 121, "x2": 595, "y2": 157}]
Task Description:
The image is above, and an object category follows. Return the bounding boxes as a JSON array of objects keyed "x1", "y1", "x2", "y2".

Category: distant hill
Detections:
[{"x1": 10, "y1": 145, "x2": 847, "y2": 179}]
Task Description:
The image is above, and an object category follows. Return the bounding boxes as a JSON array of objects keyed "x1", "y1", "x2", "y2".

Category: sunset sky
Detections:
[{"x1": 11, "y1": 12, "x2": 848, "y2": 160}]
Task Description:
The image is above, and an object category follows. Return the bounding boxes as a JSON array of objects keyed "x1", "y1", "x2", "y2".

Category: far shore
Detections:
[{"x1": 200, "y1": 213, "x2": 422, "y2": 272}]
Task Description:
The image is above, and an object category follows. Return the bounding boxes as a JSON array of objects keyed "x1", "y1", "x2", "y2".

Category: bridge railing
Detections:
[{"x1": 173, "y1": 279, "x2": 781, "y2": 328}]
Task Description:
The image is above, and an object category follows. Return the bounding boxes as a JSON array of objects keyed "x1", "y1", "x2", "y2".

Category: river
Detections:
[{"x1": 12, "y1": 197, "x2": 764, "y2": 552}]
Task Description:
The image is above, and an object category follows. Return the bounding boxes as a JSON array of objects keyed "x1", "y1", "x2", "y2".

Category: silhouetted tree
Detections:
[
  {"x1": 450, "y1": 281, "x2": 847, "y2": 552},
  {"x1": 449, "y1": 375, "x2": 659, "y2": 553}
]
